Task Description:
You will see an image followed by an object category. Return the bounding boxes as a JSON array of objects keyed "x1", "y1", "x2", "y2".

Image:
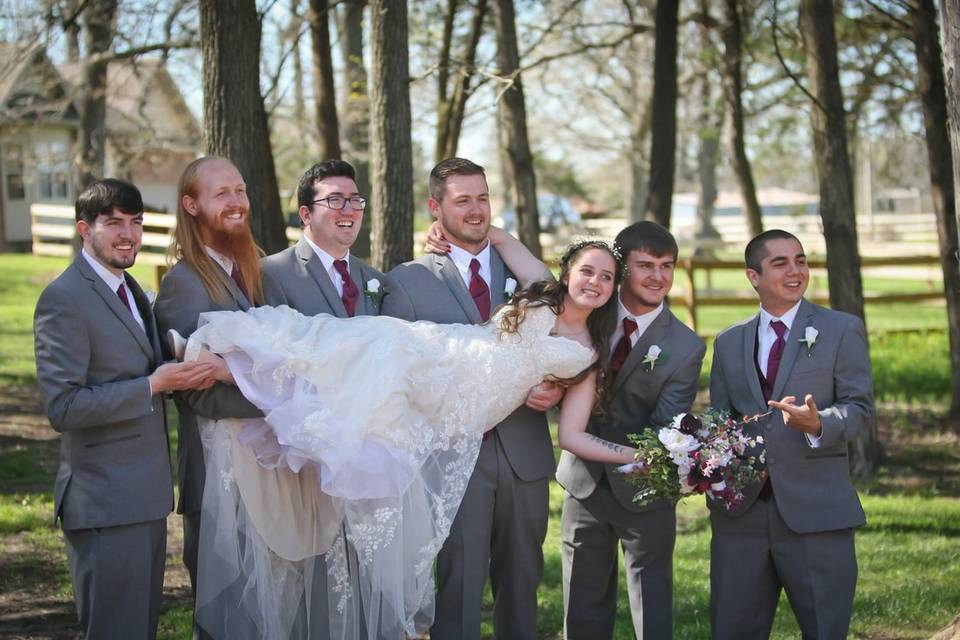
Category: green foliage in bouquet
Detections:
[{"x1": 627, "y1": 430, "x2": 680, "y2": 506}]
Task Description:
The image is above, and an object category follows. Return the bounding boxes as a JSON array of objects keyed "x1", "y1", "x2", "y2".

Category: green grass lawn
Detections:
[{"x1": 1, "y1": 252, "x2": 957, "y2": 638}]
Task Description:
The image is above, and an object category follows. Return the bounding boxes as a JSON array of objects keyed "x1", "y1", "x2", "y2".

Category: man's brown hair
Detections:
[{"x1": 428, "y1": 157, "x2": 486, "y2": 202}]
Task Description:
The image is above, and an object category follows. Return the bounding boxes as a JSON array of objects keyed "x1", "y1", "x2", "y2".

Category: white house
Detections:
[{"x1": 0, "y1": 43, "x2": 199, "y2": 250}]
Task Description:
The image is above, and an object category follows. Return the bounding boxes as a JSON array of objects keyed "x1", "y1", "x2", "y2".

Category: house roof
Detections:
[
  {"x1": 58, "y1": 57, "x2": 200, "y2": 148},
  {"x1": 0, "y1": 41, "x2": 199, "y2": 150},
  {"x1": 0, "y1": 43, "x2": 78, "y2": 123}
]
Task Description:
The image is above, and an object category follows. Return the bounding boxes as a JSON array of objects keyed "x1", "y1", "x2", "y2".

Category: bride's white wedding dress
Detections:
[{"x1": 186, "y1": 302, "x2": 593, "y2": 639}]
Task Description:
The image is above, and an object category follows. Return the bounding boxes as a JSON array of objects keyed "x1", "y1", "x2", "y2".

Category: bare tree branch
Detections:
[{"x1": 769, "y1": 0, "x2": 825, "y2": 112}]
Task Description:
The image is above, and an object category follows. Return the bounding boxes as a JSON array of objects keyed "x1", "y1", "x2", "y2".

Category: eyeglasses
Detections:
[{"x1": 311, "y1": 196, "x2": 367, "y2": 210}]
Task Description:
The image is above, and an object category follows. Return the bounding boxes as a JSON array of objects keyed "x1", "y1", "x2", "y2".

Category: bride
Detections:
[{"x1": 183, "y1": 239, "x2": 639, "y2": 639}]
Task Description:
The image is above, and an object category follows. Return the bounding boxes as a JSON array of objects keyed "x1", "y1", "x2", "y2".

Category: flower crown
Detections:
[{"x1": 561, "y1": 238, "x2": 623, "y2": 270}]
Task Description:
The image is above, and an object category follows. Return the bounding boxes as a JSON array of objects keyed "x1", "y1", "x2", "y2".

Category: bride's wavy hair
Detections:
[{"x1": 499, "y1": 239, "x2": 622, "y2": 411}]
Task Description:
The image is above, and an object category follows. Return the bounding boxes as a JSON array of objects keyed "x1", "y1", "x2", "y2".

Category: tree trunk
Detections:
[
  {"x1": 369, "y1": 0, "x2": 414, "y2": 271},
  {"x1": 493, "y1": 0, "x2": 541, "y2": 258},
  {"x1": 914, "y1": 0, "x2": 960, "y2": 419},
  {"x1": 199, "y1": 0, "x2": 288, "y2": 255},
  {"x1": 721, "y1": 0, "x2": 763, "y2": 237},
  {"x1": 642, "y1": 0, "x2": 679, "y2": 228},
  {"x1": 443, "y1": 0, "x2": 486, "y2": 160},
  {"x1": 290, "y1": 0, "x2": 307, "y2": 130},
  {"x1": 309, "y1": 0, "x2": 341, "y2": 159},
  {"x1": 695, "y1": 27, "x2": 723, "y2": 254},
  {"x1": 435, "y1": 0, "x2": 459, "y2": 162},
  {"x1": 799, "y1": 0, "x2": 879, "y2": 474},
  {"x1": 627, "y1": 24, "x2": 650, "y2": 225},
  {"x1": 941, "y1": 1, "x2": 960, "y2": 266},
  {"x1": 340, "y1": 0, "x2": 372, "y2": 258},
  {"x1": 436, "y1": 0, "x2": 486, "y2": 162},
  {"x1": 64, "y1": 0, "x2": 81, "y2": 63},
  {"x1": 799, "y1": 0, "x2": 865, "y2": 320},
  {"x1": 77, "y1": 0, "x2": 117, "y2": 190}
]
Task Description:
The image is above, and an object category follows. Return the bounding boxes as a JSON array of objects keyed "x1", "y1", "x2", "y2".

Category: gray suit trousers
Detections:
[
  {"x1": 710, "y1": 495, "x2": 857, "y2": 640},
  {"x1": 561, "y1": 481, "x2": 675, "y2": 640},
  {"x1": 431, "y1": 434, "x2": 549, "y2": 640},
  {"x1": 64, "y1": 519, "x2": 166, "y2": 640}
]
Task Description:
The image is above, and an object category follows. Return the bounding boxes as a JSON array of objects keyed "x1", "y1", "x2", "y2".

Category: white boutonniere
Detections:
[
  {"x1": 642, "y1": 345, "x2": 663, "y2": 372},
  {"x1": 799, "y1": 326, "x2": 819, "y2": 355},
  {"x1": 364, "y1": 278, "x2": 383, "y2": 305},
  {"x1": 504, "y1": 277, "x2": 518, "y2": 300}
]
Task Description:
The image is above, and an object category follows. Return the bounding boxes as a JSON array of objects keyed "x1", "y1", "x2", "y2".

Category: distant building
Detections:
[{"x1": 0, "y1": 43, "x2": 199, "y2": 250}]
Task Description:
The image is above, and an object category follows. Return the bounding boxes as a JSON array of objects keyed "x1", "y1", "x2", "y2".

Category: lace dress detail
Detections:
[{"x1": 187, "y1": 303, "x2": 593, "y2": 639}]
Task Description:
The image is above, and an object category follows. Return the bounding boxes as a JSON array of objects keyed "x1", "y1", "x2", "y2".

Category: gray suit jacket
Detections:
[
  {"x1": 382, "y1": 252, "x2": 556, "y2": 481},
  {"x1": 34, "y1": 256, "x2": 173, "y2": 530},
  {"x1": 557, "y1": 307, "x2": 706, "y2": 512},
  {"x1": 261, "y1": 237, "x2": 389, "y2": 317},
  {"x1": 709, "y1": 298, "x2": 871, "y2": 532},
  {"x1": 153, "y1": 260, "x2": 263, "y2": 515}
]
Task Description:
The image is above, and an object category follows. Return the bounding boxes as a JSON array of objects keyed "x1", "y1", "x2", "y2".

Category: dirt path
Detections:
[{"x1": 0, "y1": 386, "x2": 194, "y2": 639}]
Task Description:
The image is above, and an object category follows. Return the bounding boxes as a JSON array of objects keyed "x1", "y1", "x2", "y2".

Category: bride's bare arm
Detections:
[
  {"x1": 557, "y1": 371, "x2": 636, "y2": 464},
  {"x1": 423, "y1": 222, "x2": 552, "y2": 286},
  {"x1": 487, "y1": 227, "x2": 553, "y2": 286}
]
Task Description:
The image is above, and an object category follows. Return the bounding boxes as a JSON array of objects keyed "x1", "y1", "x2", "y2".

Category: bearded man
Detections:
[{"x1": 154, "y1": 157, "x2": 265, "y2": 638}]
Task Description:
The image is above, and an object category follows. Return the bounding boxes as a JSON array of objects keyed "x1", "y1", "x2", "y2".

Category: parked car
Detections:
[{"x1": 495, "y1": 194, "x2": 581, "y2": 234}]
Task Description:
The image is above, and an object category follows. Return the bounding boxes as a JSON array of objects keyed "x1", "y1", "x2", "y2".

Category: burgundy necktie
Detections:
[
  {"x1": 230, "y1": 264, "x2": 249, "y2": 300},
  {"x1": 763, "y1": 320, "x2": 788, "y2": 401},
  {"x1": 468, "y1": 258, "x2": 491, "y2": 322},
  {"x1": 334, "y1": 259, "x2": 359, "y2": 317},
  {"x1": 116, "y1": 282, "x2": 133, "y2": 314},
  {"x1": 610, "y1": 317, "x2": 638, "y2": 376}
]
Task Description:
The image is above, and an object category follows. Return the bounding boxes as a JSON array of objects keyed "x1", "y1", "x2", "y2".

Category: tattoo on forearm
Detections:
[{"x1": 587, "y1": 434, "x2": 624, "y2": 454}]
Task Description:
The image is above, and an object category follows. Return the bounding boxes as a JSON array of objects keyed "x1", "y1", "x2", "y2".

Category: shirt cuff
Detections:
[{"x1": 805, "y1": 431, "x2": 822, "y2": 448}]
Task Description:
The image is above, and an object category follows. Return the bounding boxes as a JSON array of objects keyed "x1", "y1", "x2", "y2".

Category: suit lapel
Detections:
[
  {"x1": 215, "y1": 265, "x2": 251, "y2": 310},
  {"x1": 741, "y1": 314, "x2": 767, "y2": 409},
  {"x1": 435, "y1": 254, "x2": 483, "y2": 324},
  {"x1": 126, "y1": 274, "x2": 162, "y2": 366},
  {"x1": 297, "y1": 239, "x2": 348, "y2": 316},
  {"x1": 613, "y1": 306, "x2": 672, "y2": 394},
  {"x1": 489, "y1": 249, "x2": 507, "y2": 309},
  {"x1": 771, "y1": 299, "x2": 815, "y2": 401},
  {"x1": 76, "y1": 258, "x2": 154, "y2": 361},
  {"x1": 349, "y1": 256, "x2": 373, "y2": 316}
]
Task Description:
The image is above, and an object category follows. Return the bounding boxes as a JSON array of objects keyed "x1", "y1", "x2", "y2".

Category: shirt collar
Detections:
[
  {"x1": 617, "y1": 295, "x2": 664, "y2": 337},
  {"x1": 81, "y1": 248, "x2": 125, "y2": 292},
  {"x1": 447, "y1": 240, "x2": 491, "y2": 274},
  {"x1": 759, "y1": 300, "x2": 802, "y2": 332},
  {"x1": 204, "y1": 245, "x2": 235, "y2": 276},
  {"x1": 303, "y1": 234, "x2": 350, "y2": 274}
]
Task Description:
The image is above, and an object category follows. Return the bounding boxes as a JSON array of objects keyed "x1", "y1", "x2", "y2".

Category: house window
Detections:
[
  {"x1": 35, "y1": 139, "x2": 69, "y2": 201},
  {"x1": 4, "y1": 143, "x2": 25, "y2": 200}
]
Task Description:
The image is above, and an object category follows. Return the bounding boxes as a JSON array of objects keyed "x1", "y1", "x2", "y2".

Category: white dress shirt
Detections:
[
  {"x1": 610, "y1": 297, "x2": 664, "y2": 355},
  {"x1": 204, "y1": 245, "x2": 235, "y2": 278},
  {"x1": 82, "y1": 248, "x2": 146, "y2": 333},
  {"x1": 756, "y1": 300, "x2": 821, "y2": 446},
  {"x1": 448, "y1": 241, "x2": 492, "y2": 299},
  {"x1": 303, "y1": 235, "x2": 351, "y2": 298},
  {"x1": 756, "y1": 301, "x2": 801, "y2": 378}
]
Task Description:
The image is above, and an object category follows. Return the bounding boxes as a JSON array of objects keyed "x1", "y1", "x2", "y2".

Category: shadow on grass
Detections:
[{"x1": 0, "y1": 435, "x2": 58, "y2": 494}]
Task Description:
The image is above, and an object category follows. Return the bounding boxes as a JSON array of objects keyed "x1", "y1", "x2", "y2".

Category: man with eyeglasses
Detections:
[
  {"x1": 260, "y1": 159, "x2": 390, "y2": 638},
  {"x1": 261, "y1": 159, "x2": 390, "y2": 319}
]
